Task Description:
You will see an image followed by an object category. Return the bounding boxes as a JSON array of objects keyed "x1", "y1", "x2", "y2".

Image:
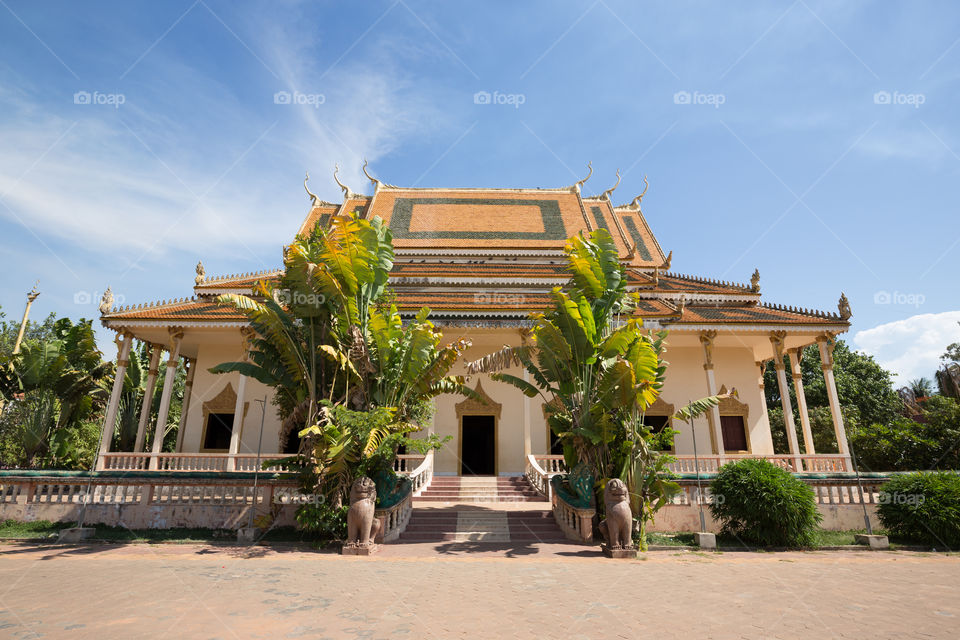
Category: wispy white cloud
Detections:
[{"x1": 853, "y1": 311, "x2": 960, "y2": 385}]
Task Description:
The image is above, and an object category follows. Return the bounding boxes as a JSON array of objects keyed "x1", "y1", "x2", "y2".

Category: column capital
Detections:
[
  {"x1": 699, "y1": 330, "x2": 718, "y2": 369},
  {"x1": 769, "y1": 330, "x2": 788, "y2": 367}
]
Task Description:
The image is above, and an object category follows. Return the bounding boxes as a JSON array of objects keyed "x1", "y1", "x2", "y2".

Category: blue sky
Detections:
[{"x1": 0, "y1": 0, "x2": 958, "y2": 384}]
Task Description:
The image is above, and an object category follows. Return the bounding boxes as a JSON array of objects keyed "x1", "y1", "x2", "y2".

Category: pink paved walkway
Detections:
[{"x1": 0, "y1": 542, "x2": 957, "y2": 639}]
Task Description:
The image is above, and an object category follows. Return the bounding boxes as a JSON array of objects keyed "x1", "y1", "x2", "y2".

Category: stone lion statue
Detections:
[
  {"x1": 599, "y1": 478, "x2": 633, "y2": 550},
  {"x1": 345, "y1": 476, "x2": 381, "y2": 547}
]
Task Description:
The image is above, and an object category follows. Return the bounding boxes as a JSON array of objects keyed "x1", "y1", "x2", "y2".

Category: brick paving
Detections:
[{"x1": 0, "y1": 542, "x2": 957, "y2": 639}]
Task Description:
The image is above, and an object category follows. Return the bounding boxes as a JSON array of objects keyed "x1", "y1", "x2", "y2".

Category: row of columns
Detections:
[
  {"x1": 96, "y1": 327, "x2": 252, "y2": 471},
  {"x1": 96, "y1": 328, "x2": 197, "y2": 470},
  {"x1": 699, "y1": 330, "x2": 851, "y2": 471}
]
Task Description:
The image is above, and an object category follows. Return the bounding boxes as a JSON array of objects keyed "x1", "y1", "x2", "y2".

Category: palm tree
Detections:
[{"x1": 908, "y1": 377, "x2": 934, "y2": 399}]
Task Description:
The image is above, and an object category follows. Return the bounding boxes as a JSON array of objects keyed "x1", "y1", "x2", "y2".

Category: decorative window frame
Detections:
[{"x1": 199, "y1": 382, "x2": 248, "y2": 453}]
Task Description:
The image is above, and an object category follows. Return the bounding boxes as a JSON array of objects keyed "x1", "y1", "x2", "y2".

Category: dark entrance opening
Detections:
[
  {"x1": 549, "y1": 428, "x2": 564, "y2": 455},
  {"x1": 461, "y1": 415, "x2": 495, "y2": 475},
  {"x1": 203, "y1": 412, "x2": 234, "y2": 451}
]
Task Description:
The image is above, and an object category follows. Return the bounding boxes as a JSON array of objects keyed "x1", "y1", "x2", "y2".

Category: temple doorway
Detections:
[{"x1": 460, "y1": 414, "x2": 496, "y2": 475}]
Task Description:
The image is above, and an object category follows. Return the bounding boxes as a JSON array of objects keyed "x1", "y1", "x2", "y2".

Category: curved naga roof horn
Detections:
[
  {"x1": 571, "y1": 161, "x2": 593, "y2": 192},
  {"x1": 304, "y1": 171, "x2": 318, "y2": 204},
  {"x1": 361, "y1": 158, "x2": 380, "y2": 188},
  {"x1": 333, "y1": 163, "x2": 357, "y2": 198},
  {"x1": 600, "y1": 168, "x2": 621, "y2": 200},
  {"x1": 629, "y1": 175, "x2": 649, "y2": 208}
]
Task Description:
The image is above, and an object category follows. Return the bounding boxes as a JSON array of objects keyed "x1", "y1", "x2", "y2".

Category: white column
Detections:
[
  {"x1": 770, "y1": 332, "x2": 802, "y2": 472},
  {"x1": 175, "y1": 358, "x2": 196, "y2": 453},
  {"x1": 818, "y1": 334, "x2": 851, "y2": 469},
  {"x1": 755, "y1": 360, "x2": 773, "y2": 448},
  {"x1": 788, "y1": 348, "x2": 816, "y2": 458},
  {"x1": 96, "y1": 332, "x2": 134, "y2": 470},
  {"x1": 699, "y1": 331, "x2": 724, "y2": 462},
  {"x1": 227, "y1": 329, "x2": 253, "y2": 471},
  {"x1": 522, "y1": 369, "x2": 532, "y2": 457},
  {"x1": 150, "y1": 330, "x2": 183, "y2": 470},
  {"x1": 134, "y1": 345, "x2": 163, "y2": 453}
]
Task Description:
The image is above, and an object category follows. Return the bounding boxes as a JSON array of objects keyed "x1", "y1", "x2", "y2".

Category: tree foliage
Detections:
[{"x1": 0, "y1": 317, "x2": 111, "y2": 468}]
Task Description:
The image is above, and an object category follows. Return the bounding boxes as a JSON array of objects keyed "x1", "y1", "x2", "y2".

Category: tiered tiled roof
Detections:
[
  {"x1": 102, "y1": 298, "x2": 246, "y2": 322},
  {"x1": 195, "y1": 269, "x2": 283, "y2": 292},
  {"x1": 101, "y1": 170, "x2": 848, "y2": 332}
]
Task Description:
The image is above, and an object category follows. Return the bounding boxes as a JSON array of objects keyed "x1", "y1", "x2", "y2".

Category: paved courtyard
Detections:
[{"x1": 0, "y1": 542, "x2": 957, "y2": 639}]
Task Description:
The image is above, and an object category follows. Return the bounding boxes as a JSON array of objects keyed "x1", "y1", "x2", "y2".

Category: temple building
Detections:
[{"x1": 96, "y1": 166, "x2": 854, "y2": 476}]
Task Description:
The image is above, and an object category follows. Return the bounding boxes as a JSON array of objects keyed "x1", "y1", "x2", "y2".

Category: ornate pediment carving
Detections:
[
  {"x1": 645, "y1": 396, "x2": 675, "y2": 416},
  {"x1": 717, "y1": 385, "x2": 748, "y2": 419},
  {"x1": 455, "y1": 379, "x2": 501, "y2": 419}
]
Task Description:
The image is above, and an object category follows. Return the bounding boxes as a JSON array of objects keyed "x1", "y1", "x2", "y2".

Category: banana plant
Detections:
[{"x1": 467, "y1": 228, "x2": 727, "y2": 546}]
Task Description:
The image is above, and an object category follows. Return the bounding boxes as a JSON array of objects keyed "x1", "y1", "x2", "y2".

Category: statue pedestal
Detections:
[
  {"x1": 341, "y1": 543, "x2": 380, "y2": 556},
  {"x1": 601, "y1": 544, "x2": 637, "y2": 559}
]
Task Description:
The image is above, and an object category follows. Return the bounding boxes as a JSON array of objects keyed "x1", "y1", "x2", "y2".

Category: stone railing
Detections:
[
  {"x1": 375, "y1": 489, "x2": 413, "y2": 543},
  {"x1": 393, "y1": 454, "x2": 426, "y2": 474},
  {"x1": 404, "y1": 450, "x2": 433, "y2": 497},
  {"x1": 100, "y1": 453, "x2": 297, "y2": 473},
  {"x1": 534, "y1": 454, "x2": 566, "y2": 474},
  {"x1": 0, "y1": 471, "x2": 300, "y2": 529},
  {"x1": 549, "y1": 475, "x2": 594, "y2": 544},
  {"x1": 525, "y1": 454, "x2": 563, "y2": 501},
  {"x1": 652, "y1": 473, "x2": 892, "y2": 533},
  {"x1": 667, "y1": 453, "x2": 849, "y2": 474}
]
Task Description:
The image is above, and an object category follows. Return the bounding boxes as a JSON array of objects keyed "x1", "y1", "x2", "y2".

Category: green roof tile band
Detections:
[{"x1": 390, "y1": 197, "x2": 568, "y2": 240}]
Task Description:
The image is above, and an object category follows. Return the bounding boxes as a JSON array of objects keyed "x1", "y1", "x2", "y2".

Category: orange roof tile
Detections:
[
  {"x1": 103, "y1": 299, "x2": 247, "y2": 322},
  {"x1": 673, "y1": 303, "x2": 844, "y2": 325}
]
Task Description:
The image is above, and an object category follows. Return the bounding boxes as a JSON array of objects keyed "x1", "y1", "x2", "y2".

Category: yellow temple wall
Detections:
[{"x1": 180, "y1": 329, "x2": 774, "y2": 472}]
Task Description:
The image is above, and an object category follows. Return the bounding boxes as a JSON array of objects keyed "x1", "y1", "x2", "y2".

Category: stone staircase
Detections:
[
  {"x1": 400, "y1": 507, "x2": 567, "y2": 543},
  {"x1": 399, "y1": 475, "x2": 567, "y2": 544},
  {"x1": 415, "y1": 476, "x2": 545, "y2": 502}
]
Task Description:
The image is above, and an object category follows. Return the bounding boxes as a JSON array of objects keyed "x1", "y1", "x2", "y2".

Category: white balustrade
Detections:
[
  {"x1": 667, "y1": 454, "x2": 849, "y2": 474},
  {"x1": 525, "y1": 454, "x2": 563, "y2": 501},
  {"x1": 402, "y1": 451, "x2": 433, "y2": 497},
  {"x1": 99, "y1": 452, "x2": 297, "y2": 473}
]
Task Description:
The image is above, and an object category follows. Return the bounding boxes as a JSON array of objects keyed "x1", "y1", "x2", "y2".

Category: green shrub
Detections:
[
  {"x1": 709, "y1": 459, "x2": 822, "y2": 547},
  {"x1": 877, "y1": 472, "x2": 960, "y2": 547},
  {"x1": 294, "y1": 504, "x2": 348, "y2": 541}
]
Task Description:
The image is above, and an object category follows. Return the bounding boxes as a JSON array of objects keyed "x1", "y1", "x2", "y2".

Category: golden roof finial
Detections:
[
  {"x1": 750, "y1": 268, "x2": 760, "y2": 293},
  {"x1": 629, "y1": 175, "x2": 649, "y2": 208},
  {"x1": 304, "y1": 171, "x2": 318, "y2": 204},
  {"x1": 195, "y1": 261, "x2": 206, "y2": 286},
  {"x1": 571, "y1": 161, "x2": 592, "y2": 192},
  {"x1": 661, "y1": 250, "x2": 672, "y2": 271},
  {"x1": 600, "y1": 168, "x2": 621, "y2": 200},
  {"x1": 99, "y1": 287, "x2": 114, "y2": 315},
  {"x1": 838, "y1": 292, "x2": 852, "y2": 320}
]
